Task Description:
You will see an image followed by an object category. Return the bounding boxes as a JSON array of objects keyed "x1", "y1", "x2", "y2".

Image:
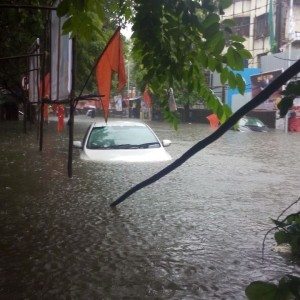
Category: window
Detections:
[
  {"x1": 232, "y1": 16, "x2": 250, "y2": 37},
  {"x1": 87, "y1": 126, "x2": 160, "y2": 149},
  {"x1": 254, "y1": 13, "x2": 269, "y2": 39}
]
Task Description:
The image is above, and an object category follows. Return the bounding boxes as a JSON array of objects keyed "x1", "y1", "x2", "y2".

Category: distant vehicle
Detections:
[
  {"x1": 237, "y1": 116, "x2": 269, "y2": 132},
  {"x1": 86, "y1": 109, "x2": 95, "y2": 118},
  {"x1": 73, "y1": 121, "x2": 172, "y2": 162}
]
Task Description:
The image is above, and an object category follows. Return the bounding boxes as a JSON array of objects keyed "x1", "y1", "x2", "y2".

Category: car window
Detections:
[
  {"x1": 86, "y1": 125, "x2": 161, "y2": 149},
  {"x1": 240, "y1": 117, "x2": 264, "y2": 127},
  {"x1": 245, "y1": 118, "x2": 264, "y2": 127}
]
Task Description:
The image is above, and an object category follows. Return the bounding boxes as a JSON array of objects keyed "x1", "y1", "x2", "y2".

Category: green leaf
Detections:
[
  {"x1": 226, "y1": 47, "x2": 235, "y2": 67},
  {"x1": 57, "y1": 0, "x2": 70, "y2": 17},
  {"x1": 231, "y1": 41, "x2": 245, "y2": 50},
  {"x1": 245, "y1": 281, "x2": 278, "y2": 300},
  {"x1": 290, "y1": 236, "x2": 300, "y2": 255},
  {"x1": 226, "y1": 47, "x2": 245, "y2": 70},
  {"x1": 282, "y1": 80, "x2": 300, "y2": 96},
  {"x1": 222, "y1": 18, "x2": 235, "y2": 27},
  {"x1": 198, "y1": 53, "x2": 208, "y2": 68},
  {"x1": 220, "y1": 68, "x2": 229, "y2": 85},
  {"x1": 61, "y1": 17, "x2": 73, "y2": 34},
  {"x1": 285, "y1": 275, "x2": 300, "y2": 297},
  {"x1": 208, "y1": 58, "x2": 217, "y2": 71},
  {"x1": 207, "y1": 94, "x2": 219, "y2": 111},
  {"x1": 231, "y1": 35, "x2": 246, "y2": 43},
  {"x1": 286, "y1": 213, "x2": 300, "y2": 224},
  {"x1": 239, "y1": 49, "x2": 253, "y2": 59},
  {"x1": 207, "y1": 32, "x2": 225, "y2": 54},
  {"x1": 236, "y1": 74, "x2": 245, "y2": 94},
  {"x1": 274, "y1": 230, "x2": 289, "y2": 245},
  {"x1": 277, "y1": 96, "x2": 294, "y2": 118},
  {"x1": 219, "y1": 0, "x2": 233, "y2": 10},
  {"x1": 272, "y1": 218, "x2": 287, "y2": 228},
  {"x1": 204, "y1": 23, "x2": 220, "y2": 39},
  {"x1": 228, "y1": 71, "x2": 237, "y2": 88},
  {"x1": 202, "y1": 13, "x2": 220, "y2": 29}
]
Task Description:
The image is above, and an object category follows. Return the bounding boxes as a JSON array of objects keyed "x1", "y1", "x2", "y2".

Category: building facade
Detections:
[{"x1": 222, "y1": 0, "x2": 300, "y2": 67}]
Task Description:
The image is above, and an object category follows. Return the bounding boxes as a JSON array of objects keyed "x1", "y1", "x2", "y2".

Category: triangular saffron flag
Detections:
[
  {"x1": 96, "y1": 27, "x2": 126, "y2": 122},
  {"x1": 143, "y1": 89, "x2": 152, "y2": 108},
  {"x1": 39, "y1": 72, "x2": 50, "y2": 99},
  {"x1": 39, "y1": 73, "x2": 51, "y2": 122}
]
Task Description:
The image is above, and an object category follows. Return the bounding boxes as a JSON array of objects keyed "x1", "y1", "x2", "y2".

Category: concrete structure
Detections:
[{"x1": 222, "y1": 0, "x2": 300, "y2": 68}]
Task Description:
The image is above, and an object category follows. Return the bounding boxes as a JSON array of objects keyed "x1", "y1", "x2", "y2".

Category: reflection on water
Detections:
[{"x1": 1, "y1": 117, "x2": 300, "y2": 298}]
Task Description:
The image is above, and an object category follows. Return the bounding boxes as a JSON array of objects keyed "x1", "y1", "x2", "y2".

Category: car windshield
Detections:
[
  {"x1": 239, "y1": 117, "x2": 265, "y2": 128},
  {"x1": 86, "y1": 125, "x2": 161, "y2": 149}
]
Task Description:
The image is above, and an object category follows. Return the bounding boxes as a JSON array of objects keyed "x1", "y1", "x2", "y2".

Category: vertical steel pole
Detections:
[
  {"x1": 23, "y1": 57, "x2": 29, "y2": 133},
  {"x1": 68, "y1": 37, "x2": 76, "y2": 178},
  {"x1": 39, "y1": 27, "x2": 47, "y2": 151},
  {"x1": 285, "y1": 0, "x2": 294, "y2": 133}
]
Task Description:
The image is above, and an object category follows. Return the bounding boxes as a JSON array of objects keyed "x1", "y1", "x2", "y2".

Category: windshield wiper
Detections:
[
  {"x1": 108, "y1": 142, "x2": 160, "y2": 149},
  {"x1": 135, "y1": 142, "x2": 160, "y2": 148},
  {"x1": 109, "y1": 144, "x2": 139, "y2": 149}
]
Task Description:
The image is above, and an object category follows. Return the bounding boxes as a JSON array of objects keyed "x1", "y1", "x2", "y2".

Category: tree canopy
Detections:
[{"x1": 0, "y1": 0, "x2": 252, "y2": 127}]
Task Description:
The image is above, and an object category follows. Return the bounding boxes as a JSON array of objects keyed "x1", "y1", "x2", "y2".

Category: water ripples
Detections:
[{"x1": 1, "y1": 119, "x2": 299, "y2": 298}]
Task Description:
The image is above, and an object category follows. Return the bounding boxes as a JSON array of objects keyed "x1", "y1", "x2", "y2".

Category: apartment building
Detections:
[
  {"x1": 208, "y1": 0, "x2": 300, "y2": 129},
  {"x1": 222, "y1": 0, "x2": 300, "y2": 67}
]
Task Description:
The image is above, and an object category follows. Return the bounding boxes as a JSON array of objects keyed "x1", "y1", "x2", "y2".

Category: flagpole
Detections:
[{"x1": 76, "y1": 26, "x2": 121, "y2": 102}]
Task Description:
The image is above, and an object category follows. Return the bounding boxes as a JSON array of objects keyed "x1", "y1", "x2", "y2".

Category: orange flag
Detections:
[
  {"x1": 39, "y1": 73, "x2": 50, "y2": 99},
  {"x1": 39, "y1": 73, "x2": 50, "y2": 122},
  {"x1": 96, "y1": 27, "x2": 126, "y2": 122},
  {"x1": 206, "y1": 113, "x2": 220, "y2": 128},
  {"x1": 56, "y1": 105, "x2": 65, "y2": 133},
  {"x1": 143, "y1": 89, "x2": 152, "y2": 108}
]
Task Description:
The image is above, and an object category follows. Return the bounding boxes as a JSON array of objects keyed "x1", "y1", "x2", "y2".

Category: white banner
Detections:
[
  {"x1": 29, "y1": 39, "x2": 40, "y2": 102},
  {"x1": 50, "y1": 4, "x2": 72, "y2": 101}
]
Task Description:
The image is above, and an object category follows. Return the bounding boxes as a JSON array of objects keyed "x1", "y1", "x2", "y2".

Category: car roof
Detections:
[{"x1": 92, "y1": 120, "x2": 147, "y2": 128}]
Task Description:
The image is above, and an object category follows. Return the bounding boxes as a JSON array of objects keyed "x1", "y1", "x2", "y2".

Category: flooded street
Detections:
[{"x1": 1, "y1": 116, "x2": 300, "y2": 299}]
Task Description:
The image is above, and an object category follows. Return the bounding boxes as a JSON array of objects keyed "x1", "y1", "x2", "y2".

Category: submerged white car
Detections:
[{"x1": 73, "y1": 121, "x2": 172, "y2": 162}]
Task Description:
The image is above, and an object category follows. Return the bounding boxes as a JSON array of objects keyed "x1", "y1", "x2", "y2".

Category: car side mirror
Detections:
[
  {"x1": 73, "y1": 141, "x2": 83, "y2": 149},
  {"x1": 162, "y1": 139, "x2": 171, "y2": 147}
]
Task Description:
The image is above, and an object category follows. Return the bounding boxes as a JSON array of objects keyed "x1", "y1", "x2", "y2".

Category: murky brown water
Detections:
[{"x1": 1, "y1": 116, "x2": 300, "y2": 299}]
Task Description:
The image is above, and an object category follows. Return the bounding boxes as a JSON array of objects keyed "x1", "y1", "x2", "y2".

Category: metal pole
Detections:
[
  {"x1": 23, "y1": 58, "x2": 29, "y2": 133},
  {"x1": 68, "y1": 37, "x2": 76, "y2": 178},
  {"x1": 0, "y1": 4, "x2": 56, "y2": 10},
  {"x1": 39, "y1": 20, "x2": 48, "y2": 151},
  {"x1": 39, "y1": 101, "x2": 44, "y2": 151},
  {"x1": 68, "y1": 100, "x2": 74, "y2": 178},
  {"x1": 285, "y1": 0, "x2": 294, "y2": 133},
  {"x1": 127, "y1": 60, "x2": 130, "y2": 96},
  {"x1": 23, "y1": 97, "x2": 27, "y2": 133}
]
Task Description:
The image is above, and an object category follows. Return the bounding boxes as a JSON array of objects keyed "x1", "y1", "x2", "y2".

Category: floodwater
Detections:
[{"x1": 1, "y1": 116, "x2": 299, "y2": 299}]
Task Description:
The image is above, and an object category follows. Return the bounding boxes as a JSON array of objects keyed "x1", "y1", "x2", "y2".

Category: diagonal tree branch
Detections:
[{"x1": 110, "y1": 59, "x2": 300, "y2": 207}]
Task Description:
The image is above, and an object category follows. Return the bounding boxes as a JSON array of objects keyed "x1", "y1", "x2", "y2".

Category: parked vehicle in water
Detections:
[
  {"x1": 73, "y1": 121, "x2": 172, "y2": 162},
  {"x1": 237, "y1": 116, "x2": 269, "y2": 132},
  {"x1": 86, "y1": 109, "x2": 95, "y2": 118}
]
